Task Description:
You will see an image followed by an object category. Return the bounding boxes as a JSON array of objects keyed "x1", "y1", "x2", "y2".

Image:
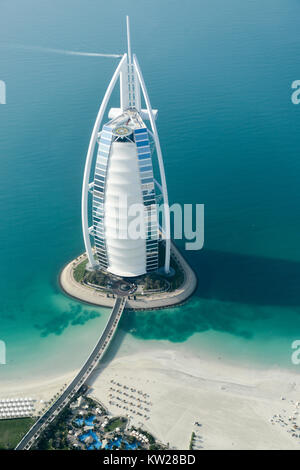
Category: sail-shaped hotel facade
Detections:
[{"x1": 81, "y1": 17, "x2": 170, "y2": 278}]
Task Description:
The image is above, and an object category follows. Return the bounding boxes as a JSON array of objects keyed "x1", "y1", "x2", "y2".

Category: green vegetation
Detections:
[
  {"x1": 73, "y1": 259, "x2": 110, "y2": 289},
  {"x1": 143, "y1": 274, "x2": 167, "y2": 291},
  {"x1": 73, "y1": 259, "x2": 88, "y2": 282},
  {"x1": 0, "y1": 418, "x2": 35, "y2": 449},
  {"x1": 149, "y1": 443, "x2": 166, "y2": 450},
  {"x1": 159, "y1": 242, "x2": 184, "y2": 290},
  {"x1": 85, "y1": 269, "x2": 108, "y2": 287},
  {"x1": 33, "y1": 394, "x2": 166, "y2": 451},
  {"x1": 85, "y1": 397, "x2": 107, "y2": 415},
  {"x1": 72, "y1": 241, "x2": 184, "y2": 294},
  {"x1": 137, "y1": 428, "x2": 155, "y2": 445},
  {"x1": 105, "y1": 416, "x2": 127, "y2": 432},
  {"x1": 168, "y1": 264, "x2": 184, "y2": 290},
  {"x1": 126, "y1": 434, "x2": 137, "y2": 445},
  {"x1": 189, "y1": 431, "x2": 195, "y2": 450},
  {"x1": 34, "y1": 407, "x2": 72, "y2": 450}
]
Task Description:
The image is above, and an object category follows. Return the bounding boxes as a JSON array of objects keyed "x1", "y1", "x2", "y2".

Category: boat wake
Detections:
[{"x1": 2, "y1": 44, "x2": 122, "y2": 58}]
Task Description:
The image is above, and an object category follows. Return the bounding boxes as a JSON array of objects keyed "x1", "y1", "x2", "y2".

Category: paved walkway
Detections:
[
  {"x1": 15, "y1": 297, "x2": 126, "y2": 450},
  {"x1": 60, "y1": 242, "x2": 197, "y2": 310}
]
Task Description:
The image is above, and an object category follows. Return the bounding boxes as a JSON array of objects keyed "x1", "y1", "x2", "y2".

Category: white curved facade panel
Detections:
[
  {"x1": 92, "y1": 115, "x2": 159, "y2": 277},
  {"x1": 104, "y1": 142, "x2": 146, "y2": 277},
  {"x1": 82, "y1": 21, "x2": 170, "y2": 273}
]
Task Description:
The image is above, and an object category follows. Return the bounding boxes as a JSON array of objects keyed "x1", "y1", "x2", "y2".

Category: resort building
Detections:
[{"x1": 81, "y1": 17, "x2": 170, "y2": 277}]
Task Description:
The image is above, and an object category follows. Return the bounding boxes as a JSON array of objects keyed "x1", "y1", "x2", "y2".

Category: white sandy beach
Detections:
[
  {"x1": 87, "y1": 337, "x2": 300, "y2": 450},
  {"x1": 2, "y1": 332, "x2": 300, "y2": 450}
]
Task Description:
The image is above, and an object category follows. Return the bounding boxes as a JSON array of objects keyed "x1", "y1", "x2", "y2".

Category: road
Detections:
[{"x1": 15, "y1": 296, "x2": 126, "y2": 450}]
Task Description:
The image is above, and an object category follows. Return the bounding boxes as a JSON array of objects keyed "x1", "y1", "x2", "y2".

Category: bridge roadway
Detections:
[{"x1": 15, "y1": 296, "x2": 126, "y2": 450}]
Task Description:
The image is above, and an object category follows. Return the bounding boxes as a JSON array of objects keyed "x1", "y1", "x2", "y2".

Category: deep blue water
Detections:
[{"x1": 1, "y1": 0, "x2": 300, "y2": 380}]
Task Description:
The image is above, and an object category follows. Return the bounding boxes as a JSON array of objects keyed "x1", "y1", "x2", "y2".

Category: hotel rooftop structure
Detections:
[{"x1": 81, "y1": 17, "x2": 171, "y2": 278}]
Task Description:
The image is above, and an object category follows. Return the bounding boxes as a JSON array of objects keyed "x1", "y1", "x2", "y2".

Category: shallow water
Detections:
[{"x1": 1, "y1": 0, "x2": 300, "y2": 383}]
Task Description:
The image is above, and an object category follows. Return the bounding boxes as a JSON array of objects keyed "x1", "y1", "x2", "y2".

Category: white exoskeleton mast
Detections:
[{"x1": 81, "y1": 16, "x2": 171, "y2": 273}]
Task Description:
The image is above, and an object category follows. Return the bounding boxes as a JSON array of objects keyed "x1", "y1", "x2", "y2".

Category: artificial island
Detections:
[{"x1": 60, "y1": 17, "x2": 196, "y2": 310}]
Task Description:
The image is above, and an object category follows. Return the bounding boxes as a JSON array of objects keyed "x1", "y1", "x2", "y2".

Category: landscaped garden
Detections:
[
  {"x1": 72, "y1": 241, "x2": 184, "y2": 295},
  {"x1": 0, "y1": 418, "x2": 35, "y2": 449}
]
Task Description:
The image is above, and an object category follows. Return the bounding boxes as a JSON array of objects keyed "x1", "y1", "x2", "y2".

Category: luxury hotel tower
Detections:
[{"x1": 81, "y1": 17, "x2": 171, "y2": 278}]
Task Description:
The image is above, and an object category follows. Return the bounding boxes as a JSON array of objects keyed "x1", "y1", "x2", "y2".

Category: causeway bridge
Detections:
[{"x1": 15, "y1": 296, "x2": 126, "y2": 450}]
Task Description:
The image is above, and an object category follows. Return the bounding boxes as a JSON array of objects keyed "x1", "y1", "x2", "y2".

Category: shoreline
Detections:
[
  {"x1": 87, "y1": 337, "x2": 300, "y2": 450},
  {"x1": 3, "y1": 248, "x2": 299, "y2": 449},
  {"x1": 59, "y1": 242, "x2": 197, "y2": 310},
  {"x1": 2, "y1": 335, "x2": 300, "y2": 449}
]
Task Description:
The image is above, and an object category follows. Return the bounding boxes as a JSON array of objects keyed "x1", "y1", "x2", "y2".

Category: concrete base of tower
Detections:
[
  {"x1": 86, "y1": 262, "x2": 99, "y2": 272},
  {"x1": 59, "y1": 240, "x2": 197, "y2": 311},
  {"x1": 157, "y1": 266, "x2": 175, "y2": 278}
]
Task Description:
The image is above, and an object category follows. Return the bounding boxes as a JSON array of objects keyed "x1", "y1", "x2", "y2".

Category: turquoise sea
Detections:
[{"x1": 1, "y1": 0, "x2": 300, "y2": 384}]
